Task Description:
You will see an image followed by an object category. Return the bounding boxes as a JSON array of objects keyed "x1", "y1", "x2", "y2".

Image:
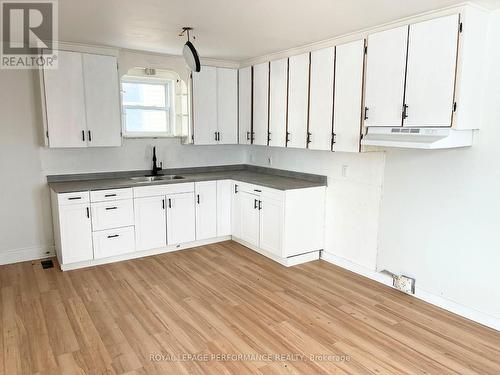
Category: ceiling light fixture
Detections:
[{"x1": 179, "y1": 27, "x2": 200, "y2": 72}]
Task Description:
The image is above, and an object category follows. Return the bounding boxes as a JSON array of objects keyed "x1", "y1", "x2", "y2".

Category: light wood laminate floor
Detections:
[{"x1": 1, "y1": 240, "x2": 499, "y2": 374}]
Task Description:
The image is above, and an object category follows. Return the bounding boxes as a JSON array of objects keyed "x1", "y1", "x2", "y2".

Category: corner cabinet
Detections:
[
  {"x1": 192, "y1": 66, "x2": 238, "y2": 145},
  {"x1": 41, "y1": 50, "x2": 122, "y2": 148},
  {"x1": 231, "y1": 182, "x2": 326, "y2": 266}
]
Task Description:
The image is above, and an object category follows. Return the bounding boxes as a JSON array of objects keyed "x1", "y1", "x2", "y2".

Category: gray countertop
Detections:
[{"x1": 47, "y1": 165, "x2": 327, "y2": 194}]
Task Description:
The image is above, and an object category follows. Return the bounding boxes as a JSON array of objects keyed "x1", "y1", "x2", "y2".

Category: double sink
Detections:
[{"x1": 130, "y1": 175, "x2": 185, "y2": 183}]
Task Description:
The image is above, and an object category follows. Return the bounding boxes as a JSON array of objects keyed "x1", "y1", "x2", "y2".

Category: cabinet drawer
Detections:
[
  {"x1": 91, "y1": 188, "x2": 133, "y2": 202},
  {"x1": 91, "y1": 199, "x2": 134, "y2": 231},
  {"x1": 234, "y1": 181, "x2": 260, "y2": 195},
  {"x1": 261, "y1": 187, "x2": 284, "y2": 202},
  {"x1": 58, "y1": 191, "x2": 90, "y2": 205},
  {"x1": 133, "y1": 182, "x2": 195, "y2": 198},
  {"x1": 92, "y1": 226, "x2": 135, "y2": 259}
]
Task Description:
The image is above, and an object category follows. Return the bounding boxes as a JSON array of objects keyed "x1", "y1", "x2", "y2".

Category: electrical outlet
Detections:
[
  {"x1": 392, "y1": 275, "x2": 415, "y2": 294},
  {"x1": 341, "y1": 165, "x2": 349, "y2": 178}
]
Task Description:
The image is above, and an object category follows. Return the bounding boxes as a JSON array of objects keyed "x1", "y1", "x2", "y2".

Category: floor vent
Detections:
[{"x1": 41, "y1": 259, "x2": 54, "y2": 269}]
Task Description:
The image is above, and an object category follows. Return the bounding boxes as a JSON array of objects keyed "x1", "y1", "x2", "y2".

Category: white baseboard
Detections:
[
  {"x1": 60, "y1": 236, "x2": 232, "y2": 271},
  {"x1": 320, "y1": 251, "x2": 500, "y2": 332},
  {"x1": 232, "y1": 237, "x2": 320, "y2": 267},
  {"x1": 0, "y1": 245, "x2": 55, "y2": 266}
]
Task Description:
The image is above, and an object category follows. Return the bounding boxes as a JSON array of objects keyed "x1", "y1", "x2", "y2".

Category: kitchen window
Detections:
[{"x1": 121, "y1": 76, "x2": 175, "y2": 137}]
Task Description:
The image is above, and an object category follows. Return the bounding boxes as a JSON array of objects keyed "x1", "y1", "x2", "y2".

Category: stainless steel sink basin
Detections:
[{"x1": 130, "y1": 175, "x2": 185, "y2": 183}]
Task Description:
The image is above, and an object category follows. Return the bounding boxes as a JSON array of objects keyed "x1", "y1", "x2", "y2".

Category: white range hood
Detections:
[{"x1": 361, "y1": 127, "x2": 475, "y2": 149}]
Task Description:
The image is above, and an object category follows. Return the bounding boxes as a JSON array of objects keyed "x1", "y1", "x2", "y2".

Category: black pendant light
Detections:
[{"x1": 179, "y1": 27, "x2": 201, "y2": 72}]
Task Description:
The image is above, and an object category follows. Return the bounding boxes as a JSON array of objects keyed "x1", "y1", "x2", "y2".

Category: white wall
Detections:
[
  {"x1": 377, "y1": 10, "x2": 500, "y2": 321},
  {"x1": 0, "y1": 52, "x2": 246, "y2": 262},
  {"x1": 246, "y1": 145, "x2": 385, "y2": 269}
]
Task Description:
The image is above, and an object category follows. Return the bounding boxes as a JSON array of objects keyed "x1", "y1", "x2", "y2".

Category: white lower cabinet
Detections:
[
  {"x1": 259, "y1": 196, "x2": 284, "y2": 258},
  {"x1": 134, "y1": 196, "x2": 167, "y2": 251},
  {"x1": 216, "y1": 180, "x2": 232, "y2": 237},
  {"x1": 195, "y1": 181, "x2": 217, "y2": 240},
  {"x1": 231, "y1": 182, "x2": 242, "y2": 239},
  {"x1": 166, "y1": 192, "x2": 196, "y2": 245},
  {"x1": 52, "y1": 178, "x2": 325, "y2": 270},
  {"x1": 238, "y1": 191, "x2": 261, "y2": 247},
  {"x1": 93, "y1": 226, "x2": 135, "y2": 259},
  {"x1": 232, "y1": 184, "x2": 326, "y2": 263},
  {"x1": 57, "y1": 202, "x2": 93, "y2": 264}
]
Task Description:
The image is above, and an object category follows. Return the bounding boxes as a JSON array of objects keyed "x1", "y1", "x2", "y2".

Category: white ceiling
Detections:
[{"x1": 59, "y1": 0, "x2": 499, "y2": 62}]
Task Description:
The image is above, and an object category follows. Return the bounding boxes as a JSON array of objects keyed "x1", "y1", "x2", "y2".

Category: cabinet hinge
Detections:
[
  {"x1": 459, "y1": 22, "x2": 463, "y2": 33},
  {"x1": 453, "y1": 102, "x2": 457, "y2": 112},
  {"x1": 364, "y1": 45, "x2": 368, "y2": 55},
  {"x1": 45, "y1": 130, "x2": 49, "y2": 139}
]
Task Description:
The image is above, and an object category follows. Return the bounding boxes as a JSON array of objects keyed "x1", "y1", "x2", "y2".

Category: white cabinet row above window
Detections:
[{"x1": 192, "y1": 67, "x2": 238, "y2": 145}]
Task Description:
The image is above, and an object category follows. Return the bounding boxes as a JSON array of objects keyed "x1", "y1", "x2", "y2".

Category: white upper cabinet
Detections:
[
  {"x1": 238, "y1": 66, "x2": 252, "y2": 144},
  {"x1": 308, "y1": 47, "x2": 335, "y2": 150},
  {"x1": 333, "y1": 40, "x2": 365, "y2": 153},
  {"x1": 42, "y1": 50, "x2": 121, "y2": 148},
  {"x1": 253, "y1": 62, "x2": 269, "y2": 146},
  {"x1": 286, "y1": 53, "x2": 310, "y2": 149},
  {"x1": 195, "y1": 181, "x2": 217, "y2": 241},
  {"x1": 404, "y1": 14, "x2": 460, "y2": 127},
  {"x1": 217, "y1": 68, "x2": 238, "y2": 144},
  {"x1": 365, "y1": 26, "x2": 408, "y2": 127},
  {"x1": 269, "y1": 58, "x2": 288, "y2": 148},
  {"x1": 193, "y1": 66, "x2": 238, "y2": 144},
  {"x1": 82, "y1": 53, "x2": 122, "y2": 146},
  {"x1": 192, "y1": 66, "x2": 218, "y2": 144},
  {"x1": 43, "y1": 50, "x2": 88, "y2": 148}
]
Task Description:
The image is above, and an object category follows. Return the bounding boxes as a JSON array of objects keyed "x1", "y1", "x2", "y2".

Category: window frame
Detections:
[{"x1": 121, "y1": 75, "x2": 176, "y2": 138}]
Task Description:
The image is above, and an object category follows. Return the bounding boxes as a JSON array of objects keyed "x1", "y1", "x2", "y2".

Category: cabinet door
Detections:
[
  {"x1": 43, "y1": 50, "x2": 87, "y2": 148},
  {"x1": 217, "y1": 180, "x2": 232, "y2": 237},
  {"x1": 195, "y1": 181, "x2": 217, "y2": 240},
  {"x1": 166, "y1": 192, "x2": 196, "y2": 245},
  {"x1": 252, "y1": 62, "x2": 269, "y2": 146},
  {"x1": 217, "y1": 68, "x2": 238, "y2": 144},
  {"x1": 259, "y1": 197, "x2": 284, "y2": 258},
  {"x1": 269, "y1": 58, "x2": 288, "y2": 147},
  {"x1": 308, "y1": 47, "x2": 335, "y2": 150},
  {"x1": 231, "y1": 183, "x2": 242, "y2": 238},
  {"x1": 364, "y1": 26, "x2": 408, "y2": 127},
  {"x1": 134, "y1": 196, "x2": 167, "y2": 251},
  {"x1": 192, "y1": 66, "x2": 218, "y2": 144},
  {"x1": 59, "y1": 204, "x2": 93, "y2": 264},
  {"x1": 404, "y1": 14, "x2": 459, "y2": 127},
  {"x1": 333, "y1": 40, "x2": 364, "y2": 153},
  {"x1": 287, "y1": 53, "x2": 309, "y2": 149},
  {"x1": 239, "y1": 191, "x2": 260, "y2": 247},
  {"x1": 82, "y1": 54, "x2": 122, "y2": 146},
  {"x1": 238, "y1": 67, "x2": 252, "y2": 144}
]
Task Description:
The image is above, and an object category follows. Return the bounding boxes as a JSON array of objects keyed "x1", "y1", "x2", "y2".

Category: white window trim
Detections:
[{"x1": 121, "y1": 75, "x2": 177, "y2": 138}]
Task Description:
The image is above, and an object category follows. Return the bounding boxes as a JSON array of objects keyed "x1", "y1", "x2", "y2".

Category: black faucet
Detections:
[{"x1": 151, "y1": 146, "x2": 162, "y2": 176}]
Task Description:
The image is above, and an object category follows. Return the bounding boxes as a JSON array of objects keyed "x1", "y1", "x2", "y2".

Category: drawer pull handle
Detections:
[
  {"x1": 254, "y1": 189, "x2": 261, "y2": 193},
  {"x1": 107, "y1": 234, "x2": 119, "y2": 239},
  {"x1": 104, "y1": 194, "x2": 117, "y2": 197},
  {"x1": 68, "y1": 197, "x2": 82, "y2": 200},
  {"x1": 105, "y1": 207, "x2": 118, "y2": 210}
]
